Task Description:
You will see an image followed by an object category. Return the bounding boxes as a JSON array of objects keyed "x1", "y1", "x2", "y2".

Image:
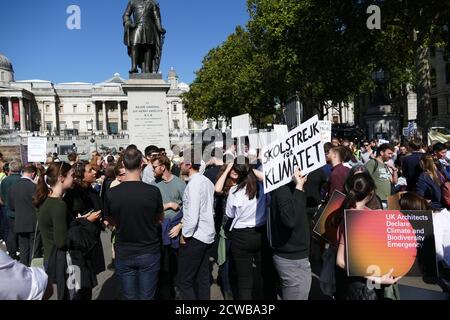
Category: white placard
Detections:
[
  {"x1": 273, "y1": 124, "x2": 288, "y2": 138},
  {"x1": 231, "y1": 113, "x2": 251, "y2": 138},
  {"x1": 27, "y1": 137, "x2": 47, "y2": 163},
  {"x1": 262, "y1": 115, "x2": 326, "y2": 193},
  {"x1": 378, "y1": 139, "x2": 390, "y2": 146},
  {"x1": 318, "y1": 120, "x2": 332, "y2": 142}
]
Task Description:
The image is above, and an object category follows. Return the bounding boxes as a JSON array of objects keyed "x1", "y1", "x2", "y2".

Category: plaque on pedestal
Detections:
[{"x1": 123, "y1": 75, "x2": 171, "y2": 152}]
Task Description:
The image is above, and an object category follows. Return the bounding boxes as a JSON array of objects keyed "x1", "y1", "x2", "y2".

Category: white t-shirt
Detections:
[
  {"x1": 226, "y1": 186, "x2": 259, "y2": 230},
  {"x1": 433, "y1": 209, "x2": 450, "y2": 268}
]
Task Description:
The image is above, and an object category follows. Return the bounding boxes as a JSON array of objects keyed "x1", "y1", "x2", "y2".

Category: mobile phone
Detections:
[{"x1": 81, "y1": 209, "x2": 94, "y2": 217}]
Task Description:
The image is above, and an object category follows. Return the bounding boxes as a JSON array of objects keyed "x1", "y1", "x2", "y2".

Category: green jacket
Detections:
[
  {"x1": 269, "y1": 182, "x2": 310, "y2": 260},
  {"x1": 0, "y1": 174, "x2": 22, "y2": 219}
]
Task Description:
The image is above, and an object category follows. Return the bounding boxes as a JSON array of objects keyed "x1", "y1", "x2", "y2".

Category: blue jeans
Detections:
[{"x1": 115, "y1": 251, "x2": 161, "y2": 300}]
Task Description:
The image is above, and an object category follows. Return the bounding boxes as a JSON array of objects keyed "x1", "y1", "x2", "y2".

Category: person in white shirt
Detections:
[
  {"x1": 225, "y1": 156, "x2": 269, "y2": 300},
  {"x1": 0, "y1": 249, "x2": 51, "y2": 300},
  {"x1": 176, "y1": 149, "x2": 215, "y2": 300}
]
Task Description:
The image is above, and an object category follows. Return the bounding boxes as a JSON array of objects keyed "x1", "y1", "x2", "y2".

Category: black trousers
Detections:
[
  {"x1": 230, "y1": 226, "x2": 277, "y2": 300},
  {"x1": 177, "y1": 237, "x2": 211, "y2": 300},
  {"x1": 156, "y1": 245, "x2": 178, "y2": 300},
  {"x1": 6, "y1": 218, "x2": 18, "y2": 260},
  {"x1": 17, "y1": 232, "x2": 35, "y2": 267}
]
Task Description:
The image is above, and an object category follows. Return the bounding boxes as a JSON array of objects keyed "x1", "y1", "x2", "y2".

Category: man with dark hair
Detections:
[
  {"x1": 0, "y1": 160, "x2": 22, "y2": 260},
  {"x1": 433, "y1": 142, "x2": 450, "y2": 180},
  {"x1": 327, "y1": 146, "x2": 350, "y2": 198},
  {"x1": 365, "y1": 143, "x2": 398, "y2": 207},
  {"x1": 151, "y1": 155, "x2": 186, "y2": 299},
  {"x1": 67, "y1": 152, "x2": 78, "y2": 166},
  {"x1": 8, "y1": 164, "x2": 38, "y2": 266},
  {"x1": 142, "y1": 145, "x2": 160, "y2": 185},
  {"x1": 402, "y1": 139, "x2": 426, "y2": 191},
  {"x1": 104, "y1": 148, "x2": 164, "y2": 300},
  {"x1": 176, "y1": 149, "x2": 215, "y2": 300}
]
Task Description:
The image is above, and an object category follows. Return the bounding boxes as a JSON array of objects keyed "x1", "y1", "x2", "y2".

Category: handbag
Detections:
[
  {"x1": 30, "y1": 222, "x2": 44, "y2": 269},
  {"x1": 441, "y1": 179, "x2": 450, "y2": 208}
]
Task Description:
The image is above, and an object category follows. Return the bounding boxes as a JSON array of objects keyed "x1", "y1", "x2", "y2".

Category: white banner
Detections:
[
  {"x1": 27, "y1": 137, "x2": 47, "y2": 163},
  {"x1": 262, "y1": 115, "x2": 326, "y2": 193},
  {"x1": 231, "y1": 113, "x2": 251, "y2": 138},
  {"x1": 318, "y1": 120, "x2": 332, "y2": 142},
  {"x1": 378, "y1": 139, "x2": 390, "y2": 146}
]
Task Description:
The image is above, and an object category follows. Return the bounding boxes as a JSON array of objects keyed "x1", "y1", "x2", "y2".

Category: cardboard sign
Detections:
[
  {"x1": 378, "y1": 139, "x2": 390, "y2": 146},
  {"x1": 313, "y1": 190, "x2": 346, "y2": 244},
  {"x1": 345, "y1": 210, "x2": 437, "y2": 278},
  {"x1": 261, "y1": 115, "x2": 326, "y2": 193},
  {"x1": 318, "y1": 120, "x2": 332, "y2": 143},
  {"x1": 273, "y1": 124, "x2": 288, "y2": 138},
  {"x1": 231, "y1": 113, "x2": 251, "y2": 138},
  {"x1": 27, "y1": 137, "x2": 47, "y2": 163}
]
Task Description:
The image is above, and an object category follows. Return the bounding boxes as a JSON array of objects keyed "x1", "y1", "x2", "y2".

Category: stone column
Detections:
[
  {"x1": 7, "y1": 97, "x2": 13, "y2": 130},
  {"x1": 168, "y1": 101, "x2": 172, "y2": 130},
  {"x1": 41, "y1": 102, "x2": 45, "y2": 133},
  {"x1": 19, "y1": 97, "x2": 26, "y2": 132},
  {"x1": 118, "y1": 101, "x2": 123, "y2": 132},
  {"x1": 53, "y1": 103, "x2": 58, "y2": 135},
  {"x1": 102, "y1": 101, "x2": 107, "y2": 133},
  {"x1": 92, "y1": 101, "x2": 98, "y2": 131}
]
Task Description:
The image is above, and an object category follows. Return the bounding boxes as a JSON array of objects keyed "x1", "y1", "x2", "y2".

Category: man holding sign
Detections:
[
  {"x1": 269, "y1": 168, "x2": 311, "y2": 300},
  {"x1": 262, "y1": 115, "x2": 327, "y2": 194}
]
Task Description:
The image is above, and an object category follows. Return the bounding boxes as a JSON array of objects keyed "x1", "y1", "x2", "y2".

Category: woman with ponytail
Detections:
[
  {"x1": 334, "y1": 172, "x2": 401, "y2": 300},
  {"x1": 33, "y1": 162, "x2": 100, "y2": 300}
]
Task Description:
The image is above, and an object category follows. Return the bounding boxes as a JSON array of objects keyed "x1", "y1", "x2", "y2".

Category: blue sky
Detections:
[{"x1": 0, "y1": 0, "x2": 249, "y2": 84}]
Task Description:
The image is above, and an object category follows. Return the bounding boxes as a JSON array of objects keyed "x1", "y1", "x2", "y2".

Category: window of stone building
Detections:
[
  {"x1": 72, "y1": 121, "x2": 80, "y2": 130},
  {"x1": 87, "y1": 105, "x2": 91, "y2": 112},
  {"x1": 173, "y1": 103, "x2": 177, "y2": 112},
  {"x1": 45, "y1": 105, "x2": 50, "y2": 113},
  {"x1": 432, "y1": 98, "x2": 439, "y2": 116},
  {"x1": 98, "y1": 121, "x2": 103, "y2": 130},
  {"x1": 123, "y1": 121, "x2": 128, "y2": 130},
  {"x1": 431, "y1": 68, "x2": 437, "y2": 88},
  {"x1": 46, "y1": 122, "x2": 52, "y2": 132},
  {"x1": 73, "y1": 105, "x2": 77, "y2": 113},
  {"x1": 173, "y1": 120, "x2": 180, "y2": 129},
  {"x1": 59, "y1": 105, "x2": 64, "y2": 113},
  {"x1": 60, "y1": 121, "x2": 66, "y2": 130}
]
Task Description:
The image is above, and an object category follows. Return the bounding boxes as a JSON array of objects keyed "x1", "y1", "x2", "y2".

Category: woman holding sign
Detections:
[{"x1": 334, "y1": 172, "x2": 402, "y2": 300}]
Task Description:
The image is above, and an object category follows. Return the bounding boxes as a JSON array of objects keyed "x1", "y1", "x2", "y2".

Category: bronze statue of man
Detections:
[{"x1": 123, "y1": 0, "x2": 166, "y2": 74}]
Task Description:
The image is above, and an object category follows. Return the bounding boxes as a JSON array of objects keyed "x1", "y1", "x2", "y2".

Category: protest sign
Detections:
[
  {"x1": 378, "y1": 139, "x2": 390, "y2": 146},
  {"x1": 345, "y1": 210, "x2": 437, "y2": 278},
  {"x1": 273, "y1": 124, "x2": 288, "y2": 138},
  {"x1": 27, "y1": 137, "x2": 47, "y2": 163},
  {"x1": 262, "y1": 115, "x2": 326, "y2": 193},
  {"x1": 313, "y1": 190, "x2": 346, "y2": 243},
  {"x1": 318, "y1": 120, "x2": 332, "y2": 143},
  {"x1": 231, "y1": 113, "x2": 251, "y2": 138}
]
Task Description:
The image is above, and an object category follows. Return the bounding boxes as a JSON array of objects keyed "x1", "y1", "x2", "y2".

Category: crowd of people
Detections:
[{"x1": 0, "y1": 136, "x2": 449, "y2": 300}]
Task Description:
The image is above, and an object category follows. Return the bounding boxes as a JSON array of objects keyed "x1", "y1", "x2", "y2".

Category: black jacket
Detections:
[
  {"x1": 8, "y1": 178, "x2": 36, "y2": 233},
  {"x1": 269, "y1": 182, "x2": 310, "y2": 260}
]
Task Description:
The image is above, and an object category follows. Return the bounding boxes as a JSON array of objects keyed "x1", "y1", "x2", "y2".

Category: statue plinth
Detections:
[{"x1": 123, "y1": 77, "x2": 171, "y2": 152}]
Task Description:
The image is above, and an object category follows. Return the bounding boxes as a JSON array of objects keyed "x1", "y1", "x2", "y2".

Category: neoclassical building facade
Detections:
[{"x1": 0, "y1": 53, "x2": 196, "y2": 138}]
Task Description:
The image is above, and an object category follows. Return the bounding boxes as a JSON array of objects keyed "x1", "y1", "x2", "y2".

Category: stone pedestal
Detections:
[{"x1": 122, "y1": 74, "x2": 171, "y2": 152}]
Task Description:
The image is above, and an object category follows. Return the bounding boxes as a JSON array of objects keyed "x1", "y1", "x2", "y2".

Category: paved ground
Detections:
[{"x1": 2, "y1": 230, "x2": 448, "y2": 300}]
